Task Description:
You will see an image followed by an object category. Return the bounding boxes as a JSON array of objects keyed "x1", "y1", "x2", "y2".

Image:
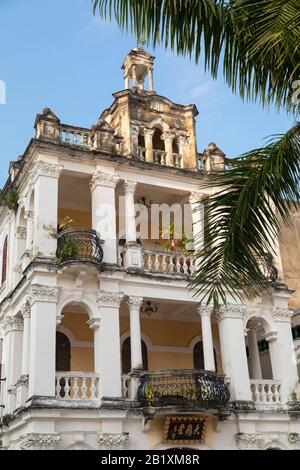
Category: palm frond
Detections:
[
  {"x1": 190, "y1": 123, "x2": 300, "y2": 306},
  {"x1": 91, "y1": 0, "x2": 300, "y2": 111}
]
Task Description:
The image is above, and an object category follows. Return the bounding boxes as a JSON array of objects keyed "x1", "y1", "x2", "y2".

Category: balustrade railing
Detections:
[
  {"x1": 136, "y1": 370, "x2": 230, "y2": 408},
  {"x1": 143, "y1": 250, "x2": 195, "y2": 276},
  {"x1": 173, "y1": 153, "x2": 182, "y2": 168},
  {"x1": 56, "y1": 228, "x2": 104, "y2": 265},
  {"x1": 55, "y1": 372, "x2": 99, "y2": 401},
  {"x1": 60, "y1": 126, "x2": 92, "y2": 148},
  {"x1": 250, "y1": 379, "x2": 281, "y2": 405},
  {"x1": 153, "y1": 149, "x2": 167, "y2": 165}
]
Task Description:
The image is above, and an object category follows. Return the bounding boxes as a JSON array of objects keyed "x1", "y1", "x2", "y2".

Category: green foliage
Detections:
[
  {"x1": 58, "y1": 235, "x2": 80, "y2": 263},
  {"x1": 92, "y1": 0, "x2": 300, "y2": 111},
  {"x1": 160, "y1": 223, "x2": 193, "y2": 254},
  {"x1": 191, "y1": 123, "x2": 300, "y2": 306},
  {"x1": 0, "y1": 190, "x2": 19, "y2": 212}
]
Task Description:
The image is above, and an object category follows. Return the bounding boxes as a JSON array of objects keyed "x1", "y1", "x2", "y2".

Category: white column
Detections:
[
  {"x1": 90, "y1": 170, "x2": 120, "y2": 265},
  {"x1": 2, "y1": 314, "x2": 23, "y2": 413},
  {"x1": 189, "y1": 192, "x2": 204, "y2": 253},
  {"x1": 161, "y1": 132, "x2": 175, "y2": 166},
  {"x1": 25, "y1": 210, "x2": 34, "y2": 251},
  {"x1": 30, "y1": 161, "x2": 62, "y2": 257},
  {"x1": 132, "y1": 66, "x2": 137, "y2": 88},
  {"x1": 270, "y1": 306, "x2": 299, "y2": 403},
  {"x1": 144, "y1": 128, "x2": 155, "y2": 163},
  {"x1": 28, "y1": 284, "x2": 58, "y2": 398},
  {"x1": 198, "y1": 306, "x2": 215, "y2": 372},
  {"x1": 90, "y1": 291, "x2": 124, "y2": 398},
  {"x1": 124, "y1": 181, "x2": 137, "y2": 244},
  {"x1": 248, "y1": 328, "x2": 262, "y2": 379},
  {"x1": 127, "y1": 297, "x2": 143, "y2": 370},
  {"x1": 148, "y1": 68, "x2": 154, "y2": 92},
  {"x1": 217, "y1": 305, "x2": 252, "y2": 402},
  {"x1": 21, "y1": 303, "x2": 31, "y2": 377},
  {"x1": 124, "y1": 75, "x2": 129, "y2": 89},
  {"x1": 178, "y1": 135, "x2": 189, "y2": 168}
]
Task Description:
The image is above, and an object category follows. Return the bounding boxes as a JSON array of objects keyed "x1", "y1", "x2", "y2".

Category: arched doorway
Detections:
[
  {"x1": 122, "y1": 337, "x2": 148, "y2": 373},
  {"x1": 193, "y1": 341, "x2": 217, "y2": 372},
  {"x1": 56, "y1": 331, "x2": 71, "y2": 372}
]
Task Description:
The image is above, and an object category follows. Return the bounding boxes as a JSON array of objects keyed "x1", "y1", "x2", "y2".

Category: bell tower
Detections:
[{"x1": 122, "y1": 47, "x2": 155, "y2": 93}]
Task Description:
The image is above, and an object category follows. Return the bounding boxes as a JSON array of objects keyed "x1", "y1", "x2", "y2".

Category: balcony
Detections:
[
  {"x1": 133, "y1": 370, "x2": 230, "y2": 409},
  {"x1": 56, "y1": 228, "x2": 104, "y2": 266},
  {"x1": 137, "y1": 147, "x2": 182, "y2": 168},
  {"x1": 55, "y1": 372, "x2": 100, "y2": 402},
  {"x1": 143, "y1": 250, "x2": 195, "y2": 276},
  {"x1": 250, "y1": 379, "x2": 281, "y2": 405}
]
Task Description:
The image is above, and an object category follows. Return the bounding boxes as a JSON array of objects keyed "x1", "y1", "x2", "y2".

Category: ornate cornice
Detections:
[
  {"x1": 90, "y1": 170, "x2": 120, "y2": 191},
  {"x1": 98, "y1": 433, "x2": 129, "y2": 450},
  {"x1": 127, "y1": 296, "x2": 143, "y2": 310},
  {"x1": 19, "y1": 433, "x2": 61, "y2": 450},
  {"x1": 27, "y1": 285, "x2": 59, "y2": 305},
  {"x1": 97, "y1": 291, "x2": 124, "y2": 308},
  {"x1": 272, "y1": 307, "x2": 294, "y2": 322},
  {"x1": 124, "y1": 180, "x2": 137, "y2": 195},
  {"x1": 1, "y1": 314, "x2": 24, "y2": 334},
  {"x1": 235, "y1": 433, "x2": 265, "y2": 450},
  {"x1": 30, "y1": 161, "x2": 63, "y2": 184},
  {"x1": 215, "y1": 304, "x2": 247, "y2": 322}
]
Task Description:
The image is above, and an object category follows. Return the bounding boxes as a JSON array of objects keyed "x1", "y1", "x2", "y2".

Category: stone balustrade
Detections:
[
  {"x1": 250, "y1": 379, "x2": 281, "y2": 405},
  {"x1": 143, "y1": 249, "x2": 195, "y2": 276},
  {"x1": 60, "y1": 125, "x2": 92, "y2": 147},
  {"x1": 55, "y1": 372, "x2": 100, "y2": 401}
]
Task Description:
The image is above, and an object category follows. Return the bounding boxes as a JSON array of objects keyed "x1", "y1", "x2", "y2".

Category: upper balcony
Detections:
[{"x1": 56, "y1": 228, "x2": 104, "y2": 266}]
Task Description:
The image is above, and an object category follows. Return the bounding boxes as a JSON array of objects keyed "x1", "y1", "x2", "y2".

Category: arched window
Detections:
[
  {"x1": 152, "y1": 128, "x2": 164, "y2": 151},
  {"x1": 193, "y1": 341, "x2": 217, "y2": 372},
  {"x1": 122, "y1": 337, "x2": 148, "y2": 373},
  {"x1": 56, "y1": 332, "x2": 71, "y2": 372},
  {"x1": 1, "y1": 236, "x2": 8, "y2": 285}
]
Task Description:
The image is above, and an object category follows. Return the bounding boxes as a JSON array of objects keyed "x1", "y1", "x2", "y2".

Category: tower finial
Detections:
[{"x1": 137, "y1": 36, "x2": 147, "y2": 50}]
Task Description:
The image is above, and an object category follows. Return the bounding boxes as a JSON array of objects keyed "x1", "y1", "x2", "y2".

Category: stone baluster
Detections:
[
  {"x1": 143, "y1": 128, "x2": 155, "y2": 163},
  {"x1": 161, "y1": 132, "x2": 175, "y2": 167}
]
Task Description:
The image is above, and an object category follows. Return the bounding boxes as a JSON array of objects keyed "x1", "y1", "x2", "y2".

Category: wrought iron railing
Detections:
[
  {"x1": 136, "y1": 369, "x2": 230, "y2": 409},
  {"x1": 56, "y1": 228, "x2": 104, "y2": 265}
]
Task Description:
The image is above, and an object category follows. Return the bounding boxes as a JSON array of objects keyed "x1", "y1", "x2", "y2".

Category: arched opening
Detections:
[
  {"x1": 1, "y1": 236, "x2": 8, "y2": 285},
  {"x1": 122, "y1": 337, "x2": 148, "y2": 373},
  {"x1": 152, "y1": 128, "x2": 164, "y2": 151},
  {"x1": 193, "y1": 341, "x2": 217, "y2": 372},
  {"x1": 56, "y1": 332, "x2": 71, "y2": 372},
  {"x1": 137, "y1": 131, "x2": 146, "y2": 161},
  {"x1": 173, "y1": 138, "x2": 179, "y2": 154}
]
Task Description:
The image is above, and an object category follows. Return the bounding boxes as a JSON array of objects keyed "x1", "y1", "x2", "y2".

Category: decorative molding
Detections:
[
  {"x1": 124, "y1": 180, "x2": 137, "y2": 195},
  {"x1": 189, "y1": 191, "x2": 204, "y2": 205},
  {"x1": 19, "y1": 433, "x2": 61, "y2": 450},
  {"x1": 161, "y1": 131, "x2": 175, "y2": 142},
  {"x1": 15, "y1": 226, "x2": 27, "y2": 240},
  {"x1": 215, "y1": 304, "x2": 247, "y2": 322},
  {"x1": 90, "y1": 170, "x2": 120, "y2": 191},
  {"x1": 20, "y1": 301, "x2": 31, "y2": 319},
  {"x1": 197, "y1": 305, "x2": 214, "y2": 318},
  {"x1": 288, "y1": 433, "x2": 300, "y2": 447},
  {"x1": 25, "y1": 210, "x2": 34, "y2": 220},
  {"x1": 143, "y1": 128, "x2": 155, "y2": 138},
  {"x1": 97, "y1": 291, "x2": 124, "y2": 308},
  {"x1": 27, "y1": 285, "x2": 59, "y2": 305},
  {"x1": 272, "y1": 307, "x2": 294, "y2": 322},
  {"x1": 98, "y1": 433, "x2": 129, "y2": 450},
  {"x1": 127, "y1": 296, "x2": 143, "y2": 310},
  {"x1": 1, "y1": 314, "x2": 24, "y2": 334},
  {"x1": 30, "y1": 161, "x2": 63, "y2": 184},
  {"x1": 235, "y1": 433, "x2": 264, "y2": 450}
]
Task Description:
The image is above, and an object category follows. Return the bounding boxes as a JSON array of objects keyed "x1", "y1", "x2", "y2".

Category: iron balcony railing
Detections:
[
  {"x1": 56, "y1": 228, "x2": 104, "y2": 265},
  {"x1": 136, "y1": 369, "x2": 230, "y2": 409}
]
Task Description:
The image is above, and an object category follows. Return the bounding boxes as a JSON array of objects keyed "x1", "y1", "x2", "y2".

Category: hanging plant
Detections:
[
  {"x1": 57, "y1": 217, "x2": 80, "y2": 263},
  {"x1": 0, "y1": 189, "x2": 20, "y2": 212}
]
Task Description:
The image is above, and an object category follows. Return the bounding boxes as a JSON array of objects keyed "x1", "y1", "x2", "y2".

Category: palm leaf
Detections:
[{"x1": 190, "y1": 123, "x2": 300, "y2": 306}]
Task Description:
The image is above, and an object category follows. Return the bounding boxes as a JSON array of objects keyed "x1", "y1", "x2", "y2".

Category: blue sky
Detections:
[{"x1": 0, "y1": 0, "x2": 294, "y2": 187}]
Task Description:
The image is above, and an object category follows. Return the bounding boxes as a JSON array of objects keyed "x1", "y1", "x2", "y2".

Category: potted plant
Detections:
[
  {"x1": 57, "y1": 217, "x2": 80, "y2": 263},
  {"x1": 160, "y1": 223, "x2": 194, "y2": 273}
]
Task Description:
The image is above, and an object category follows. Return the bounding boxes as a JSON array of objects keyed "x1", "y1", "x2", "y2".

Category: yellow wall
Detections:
[{"x1": 58, "y1": 208, "x2": 92, "y2": 228}]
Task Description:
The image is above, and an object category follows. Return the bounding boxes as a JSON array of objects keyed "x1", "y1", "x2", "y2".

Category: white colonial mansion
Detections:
[{"x1": 0, "y1": 47, "x2": 300, "y2": 451}]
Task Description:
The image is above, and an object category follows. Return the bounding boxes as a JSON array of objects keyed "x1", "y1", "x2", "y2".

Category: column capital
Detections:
[
  {"x1": 15, "y1": 226, "x2": 27, "y2": 240},
  {"x1": 90, "y1": 170, "x2": 120, "y2": 191},
  {"x1": 20, "y1": 302, "x2": 31, "y2": 320},
  {"x1": 19, "y1": 433, "x2": 61, "y2": 451},
  {"x1": 197, "y1": 305, "x2": 214, "y2": 317},
  {"x1": 264, "y1": 331, "x2": 278, "y2": 343},
  {"x1": 30, "y1": 161, "x2": 63, "y2": 185},
  {"x1": 127, "y1": 296, "x2": 143, "y2": 310},
  {"x1": 215, "y1": 304, "x2": 247, "y2": 322},
  {"x1": 27, "y1": 284, "x2": 59, "y2": 306},
  {"x1": 178, "y1": 135, "x2": 190, "y2": 147},
  {"x1": 161, "y1": 131, "x2": 175, "y2": 142},
  {"x1": 130, "y1": 124, "x2": 140, "y2": 136},
  {"x1": 87, "y1": 317, "x2": 101, "y2": 330},
  {"x1": 189, "y1": 191, "x2": 204, "y2": 205},
  {"x1": 143, "y1": 128, "x2": 155, "y2": 138},
  {"x1": 124, "y1": 180, "x2": 137, "y2": 195},
  {"x1": 2, "y1": 314, "x2": 24, "y2": 334},
  {"x1": 25, "y1": 210, "x2": 34, "y2": 220},
  {"x1": 272, "y1": 307, "x2": 294, "y2": 322},
  {"x1": 97, "y1": 291, "x2": 124, "y2": 308},
  {"x1": 98, "y1": 432, "x2": 129, "y2": 450}
]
